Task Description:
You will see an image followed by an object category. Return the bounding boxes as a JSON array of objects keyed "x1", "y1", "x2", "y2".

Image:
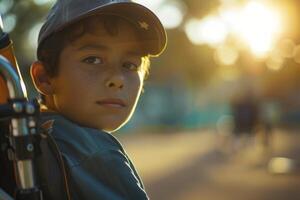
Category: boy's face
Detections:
[{"x1": 47, "y1": 20, "x2": 145, "y2": 132}]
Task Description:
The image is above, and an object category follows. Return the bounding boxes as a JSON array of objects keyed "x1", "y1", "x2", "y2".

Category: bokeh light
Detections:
[
  {"x1": 268, "y1": 157, "x2": 296, "y2": 174},
  {"x1": 0, "y1": 0, "x2": 14, "y2": 15},
  {"x1": 156, "y1": 1, "x2": 185, "y2": 29},
  {"x1": 266, "y1": 50, "x2": 284, "y2": 71},
  {"x1": 134, "y1": 0, "x2": 185, "y2": 29},
  {"x1": 293, "y1": 45, "x2": 300, "y2": 64},
  {"x1": 278, "y1": 39, "x2": 296, "y2": 58},
  {"x1": 186, "y1": 1, "x2": 283, "y2": 59},
  {"x1": 236, "y1": 1, "x2": 282, "y2": 57},
  {"x1": 2, "y1": 14, "x2": 17, "y2": 33},
  {"x1": 33, "y1": 0, "x2": 55, "y2": 6},
  {"x1": 185, "y1": 16, "x2": 228, "y2": 47},
  {"x1": 214, "y1": 44, "x2": 239, "y2": 66},
  {"x1": 27, "y1": 22, "x2": 43, "y2": 50},
  {"x1": 219, "y1": 7, "x2": 240, "y2": 33}
]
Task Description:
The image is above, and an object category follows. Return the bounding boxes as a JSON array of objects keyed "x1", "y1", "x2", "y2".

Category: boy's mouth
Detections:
[{"x1": 96, "y1": 98, "x2": 126, "y2": 107}]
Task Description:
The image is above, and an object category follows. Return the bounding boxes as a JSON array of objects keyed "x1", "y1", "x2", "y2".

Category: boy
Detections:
[{"x1": 30, "y1": 0, "x2": 166, "y2": 199}]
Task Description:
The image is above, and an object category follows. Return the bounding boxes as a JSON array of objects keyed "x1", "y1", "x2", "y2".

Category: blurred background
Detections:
[{"x1": 2, "y1": 0, "x2": 300, "y2": 199}]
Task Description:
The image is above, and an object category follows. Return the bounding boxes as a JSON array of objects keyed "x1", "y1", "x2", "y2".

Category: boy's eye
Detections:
[
  {"x1": 82, "y1": 56, "x2": 103, "y2": 65},
  {"x1": 123, "y1": 62, "x2": 141, "y2": 71}
]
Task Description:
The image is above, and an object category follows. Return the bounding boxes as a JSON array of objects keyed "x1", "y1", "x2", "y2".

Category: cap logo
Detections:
[{"x1": 139, "y1": 21, "x2": 149, "y2": 30}]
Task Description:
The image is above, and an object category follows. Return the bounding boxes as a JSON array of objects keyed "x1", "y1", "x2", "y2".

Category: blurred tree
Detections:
[{"x1": 149, "y1": 29, "x2": 218, "y2": 87}]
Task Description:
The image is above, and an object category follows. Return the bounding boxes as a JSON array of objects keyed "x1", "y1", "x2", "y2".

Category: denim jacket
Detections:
[{"x1": 35, "y1": 112, "x2": 148, "y2": 200}]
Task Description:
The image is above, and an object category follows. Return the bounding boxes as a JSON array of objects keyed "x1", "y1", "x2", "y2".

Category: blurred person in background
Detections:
[{"x1": 231, "y1": 90, "x2": 260, "y2": 151}]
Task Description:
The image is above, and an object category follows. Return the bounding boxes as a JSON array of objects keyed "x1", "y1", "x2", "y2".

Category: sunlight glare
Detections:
[
  {"x1": 185, "y1": 16, "x2": 228, "y2": 46},
  {"x1": 219, "y1": 7, "x2": 240, "y2": 33},
  {"x1": 183, "y1": 0, "x2": 284, "y2": 59},
  {"x1": 157, "y1": 2, "x2": 185, "y2": 29},
  {"x1": 236, "y1": 2, "x2": 282, "y2": 57}
]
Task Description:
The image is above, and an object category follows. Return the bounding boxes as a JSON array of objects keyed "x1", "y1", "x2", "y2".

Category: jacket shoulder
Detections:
[{"x1": 39, "y1": 113, "x2": 121, "y2": 167}]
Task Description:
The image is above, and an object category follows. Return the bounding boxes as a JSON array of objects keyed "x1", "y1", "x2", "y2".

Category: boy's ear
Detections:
[{"x1": 30, "y1": 61, "x2": 54, "y2": 95}]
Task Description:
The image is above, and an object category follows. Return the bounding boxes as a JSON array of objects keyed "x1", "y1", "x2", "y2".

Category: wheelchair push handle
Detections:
[
  {"x1": 0, "y1": 14, "x2": 43, "y2": 200},
  {"x1": 0, "y1": 14, "x2": 27, "y2": 104},
  {"x1": 0, "y1": 56, "x2": 42, "y2": 200}
]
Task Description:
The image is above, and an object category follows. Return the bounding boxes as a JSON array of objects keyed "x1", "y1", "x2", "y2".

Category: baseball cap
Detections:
[{"x1": 37, "y1": 0, "x2": 167, "y2": 57}]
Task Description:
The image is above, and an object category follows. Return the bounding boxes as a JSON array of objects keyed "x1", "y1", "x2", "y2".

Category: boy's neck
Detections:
[{"x1": 40, "y1": 95, "x2": 58, "y2": 113}]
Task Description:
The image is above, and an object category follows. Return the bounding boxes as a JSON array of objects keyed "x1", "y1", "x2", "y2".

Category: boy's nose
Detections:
[{"x1": 105, "y1": 73, "x2": 124, "y2": 90}]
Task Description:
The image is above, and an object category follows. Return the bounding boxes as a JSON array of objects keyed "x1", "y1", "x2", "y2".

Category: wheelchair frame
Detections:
[{"x1": 0, "y1": 56, "x2": 42, "y2": 200}]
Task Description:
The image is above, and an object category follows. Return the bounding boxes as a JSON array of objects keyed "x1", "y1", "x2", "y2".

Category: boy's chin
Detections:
[
  {"x1": 95, "y1": 116, "x2": 132, "y2": 133},
  {"x1": 102, "y1": 127, "x2": 121, "y2": 133},
  {"x1": 100, "y1": 122, "x2": 127, "y2": 133}
]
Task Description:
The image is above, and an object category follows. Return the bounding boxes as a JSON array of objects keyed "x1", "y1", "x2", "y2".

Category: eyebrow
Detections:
[
  {"x1": 77, "y1": 44, "x2": 108, "y2": 51},
  {"x1": 77, "y1": 43, "x2": 145, "y2": 56},
  {"x1": 127, "y1": 51, "x2": 144, "y2": 57}
]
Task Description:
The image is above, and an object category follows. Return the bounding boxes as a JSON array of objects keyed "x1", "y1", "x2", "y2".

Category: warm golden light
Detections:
[
  {"x1": 156, "y1": 1, "x2": 185, "y2": 29},
  {"x1": 233, "y1": 2, "x2": 282, "y2": 57},
  {"x1": 185, "y1": 16, "x2": 228, "y2": 46},
  {"x1": 278, "y1": 39, "x2": 295, "y2": 58},
  {"x1": 218, "y1": 65, "x2": 240, "y2": 81},
  {"x1": 220, "y1": 1, "x2": 283, "y2": 57},
  {"x1": 134, "y1": 0, "x2": 184, "y2": 30},
  {"x1": 186, "y1": 1, "x2": 283, "y2": 59},
  {"x1": 214, "y1": 44, "x2": 239, "y2": 66},
  {"x1": 266, "y1": 50, "x2": 284, "y2": 71},
  {"x1": 293, "y1": 45, "x2": 300, "y2": 64},
  {"x1": 268, "y1": 157, "x2": 296, "y2": 174}
]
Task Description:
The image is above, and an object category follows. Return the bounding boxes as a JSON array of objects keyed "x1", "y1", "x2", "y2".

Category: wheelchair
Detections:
[{"x1": 0, "y1": 55, "x2": 43, "y2": 200}]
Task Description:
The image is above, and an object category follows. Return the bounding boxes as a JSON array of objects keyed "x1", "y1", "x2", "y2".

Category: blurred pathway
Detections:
[{"x1": 119, "y1": 129, "x2": 300, "y2": 200}]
